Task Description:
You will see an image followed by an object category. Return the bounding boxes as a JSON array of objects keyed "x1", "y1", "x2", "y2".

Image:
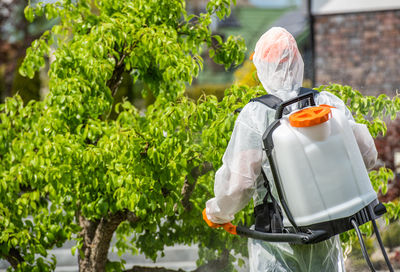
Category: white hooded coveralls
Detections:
[{"x1": 205, "y1": 27, "x2": 378, "y2": 272}]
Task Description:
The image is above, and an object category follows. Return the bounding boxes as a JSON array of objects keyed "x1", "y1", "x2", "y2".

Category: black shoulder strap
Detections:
[
  {"x1": 250, "y1": 94, "x2": 290, "y2": 115},
  {"x1": 250, "y1": 94, "x2": 283, "y2": 109},
  {"x1": 260, "y1": 168, "x2": 272, "y2": 194},
  {"x1": 235, "y1": 88, "x2": 319, "y2": 114}
]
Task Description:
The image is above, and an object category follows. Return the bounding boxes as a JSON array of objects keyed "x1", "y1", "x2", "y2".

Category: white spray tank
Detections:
[
  {"x1": 262, "y1": 92, "x2": 386, "y2": 236},
  {"x1": 272, "y1": 103, "x2": 377, "y2": 227}
]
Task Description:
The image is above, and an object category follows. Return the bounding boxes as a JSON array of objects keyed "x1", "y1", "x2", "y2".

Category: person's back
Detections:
[{"x1": 203, "y1": 27, "x2": 377, "y2": 272}]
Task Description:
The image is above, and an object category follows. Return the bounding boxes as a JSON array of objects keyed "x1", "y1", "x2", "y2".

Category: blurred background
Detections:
[{"x1": 0, "y1": 0, "x2": 399, "y2": 271}]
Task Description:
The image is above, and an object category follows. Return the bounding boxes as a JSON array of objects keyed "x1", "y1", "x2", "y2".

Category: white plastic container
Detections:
[{"x1": 272, "y1": 106, "x2": 377, "y2": 227}]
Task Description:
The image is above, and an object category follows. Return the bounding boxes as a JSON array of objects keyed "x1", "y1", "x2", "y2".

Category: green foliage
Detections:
[
  {"x1": 2, "y1": 0, "x2": 248, "y2": 270},
  {"x1": 317, "y1": 84, "x2": 400, "y2": 137},
  {"x1": 0, "y1": 96, "x2": 77, "y2": 270},
  {"x1": 207, "y1": 0, "x2": 235, "y2": 20},
  {"x1": 186, "y1": 83, "x2": 231, "y2": 101},
  {"x1": 209, "y1": 35, "x2": 246, "y2": 70},
  {"x1": 12, "y1": 59, "x2": 41, "y2": 104}
]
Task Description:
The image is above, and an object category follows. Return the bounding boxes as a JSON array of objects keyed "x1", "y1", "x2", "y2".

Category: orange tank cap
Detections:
[
  {"x1": 319, "y1": 104, "x2": 336, "y2": 109},
  {"x1": 289, "y1": 105, "x2": 332, "y2": 127}
]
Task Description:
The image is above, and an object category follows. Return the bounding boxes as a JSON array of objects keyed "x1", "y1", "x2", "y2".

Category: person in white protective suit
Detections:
[{"x1": 203, "y1": 27, "x2": 378, "y2": 272}]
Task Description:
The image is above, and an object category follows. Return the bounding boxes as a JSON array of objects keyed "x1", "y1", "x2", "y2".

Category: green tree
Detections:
[{"x1": 1, "y1": 0, "x2": 248, "y2": 271}]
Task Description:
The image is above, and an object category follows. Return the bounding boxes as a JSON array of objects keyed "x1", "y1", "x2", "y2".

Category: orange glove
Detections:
[
  {"x1": 202, "y1": 209, "x2": 237, "y2": 235},
  {"x1": 202, "y1": 208, "x2": 222, "y2": 228}
]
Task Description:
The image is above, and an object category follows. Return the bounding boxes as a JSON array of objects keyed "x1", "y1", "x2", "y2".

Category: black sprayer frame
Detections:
[
  {"x1": 274, "y1": 92, "x2": 316, "y2": 120},
  {"x1": 235, "y1": 226, "x2": 328, "y2": 244}
]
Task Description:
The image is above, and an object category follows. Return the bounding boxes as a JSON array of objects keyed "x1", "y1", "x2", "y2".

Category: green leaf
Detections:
[{"x1": 24, "y1": 6, "x2": 34, "y2": 22}]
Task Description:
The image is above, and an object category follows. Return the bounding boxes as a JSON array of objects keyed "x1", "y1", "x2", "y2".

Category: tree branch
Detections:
[
  {"x1": 181, "y1": 162, "x2": 213, "y2": 212},
  {"x1": 107, "y1": 53, "x2": 127, "y2": 97},
  {"x1": 2, "y1": 247, "x2": 24, "y2": 269},
  {"x1": 126, "y1": 210, "x2": 140, "y2": 224}
]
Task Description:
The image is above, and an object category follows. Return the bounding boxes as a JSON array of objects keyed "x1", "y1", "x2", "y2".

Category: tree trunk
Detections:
[
  {"x1": 78, "y1": 210, "x2": 139, "y2": 272},
  {"x1": 2, "y1": 247, "x2": 24, "y2": 269}
]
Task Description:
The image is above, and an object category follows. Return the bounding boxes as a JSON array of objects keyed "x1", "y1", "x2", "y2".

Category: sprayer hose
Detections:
[
  {"x1": 351, "y1": 218, "x2": 376, "y2": 272},
  {"x1": 372, "y1": 219, "x2": 394, "y2": 272}
]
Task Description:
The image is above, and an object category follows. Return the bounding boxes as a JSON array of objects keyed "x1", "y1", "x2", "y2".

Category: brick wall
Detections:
[{"x1": 314, "y1": 10, "x2": 400, "y2": 96}]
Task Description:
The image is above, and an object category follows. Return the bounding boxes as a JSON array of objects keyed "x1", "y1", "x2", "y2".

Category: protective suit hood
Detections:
[{"x1": 253, "y1": 27, "x2": 304, "y2": 101}]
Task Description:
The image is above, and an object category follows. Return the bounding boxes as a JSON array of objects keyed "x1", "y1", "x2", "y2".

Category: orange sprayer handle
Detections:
[{"x1": 222, "y1": 222, "x2": 237, "y2": 235}]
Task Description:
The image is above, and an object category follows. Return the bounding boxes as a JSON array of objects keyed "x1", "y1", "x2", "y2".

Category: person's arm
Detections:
[
  {"x1": 348, "y1": 121, "x2": 377, "y2": 169},
  {"x1": 319, "y1": 91, "x2": 378, "y2": 169},
  {"x1": 205, "y1": 108, "x2": 264, "y2": 224}
]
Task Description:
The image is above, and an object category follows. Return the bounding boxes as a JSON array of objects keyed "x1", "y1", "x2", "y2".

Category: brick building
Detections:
[{"x1": 311, "y1": 0, "x2": 400, "y2": 96}]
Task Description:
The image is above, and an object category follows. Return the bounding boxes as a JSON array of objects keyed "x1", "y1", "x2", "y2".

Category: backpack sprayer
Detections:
[{"x1": 219, "y1": 89, "x2": 394, "y2": 272}]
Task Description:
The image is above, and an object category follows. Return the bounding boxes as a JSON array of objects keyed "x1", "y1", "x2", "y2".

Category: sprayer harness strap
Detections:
[
  {"x1": 249, "y1": 87, "x2": 318, "y2": 113},
  {"x1": 253, "y1": 168, "x2": 284, "y2": 233},
  {"x1": 250, "y1": 95, "x2": 289, "y2": 115}
]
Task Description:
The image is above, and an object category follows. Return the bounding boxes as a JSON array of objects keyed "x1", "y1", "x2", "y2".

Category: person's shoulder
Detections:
[
  {"x1": 317, "y1": 91, "x2": 354, "y2": 120},
  {"x1": 317, "y1": 91, "x2": 345, "y2": 106},
  {"x1": 239, "y1": 98, "x2": 275, "y2": 116},
  {"x1": 237, "y1": 99, "x2": 275, "y2": 133}
]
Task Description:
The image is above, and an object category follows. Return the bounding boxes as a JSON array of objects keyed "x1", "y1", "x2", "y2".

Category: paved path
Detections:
[
  {"x1": 0, "y1": 244, "x2": 199, "y2": 272},
  {"x1": 0, "y1": 243, "x2": 249, "y2": 272}
]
